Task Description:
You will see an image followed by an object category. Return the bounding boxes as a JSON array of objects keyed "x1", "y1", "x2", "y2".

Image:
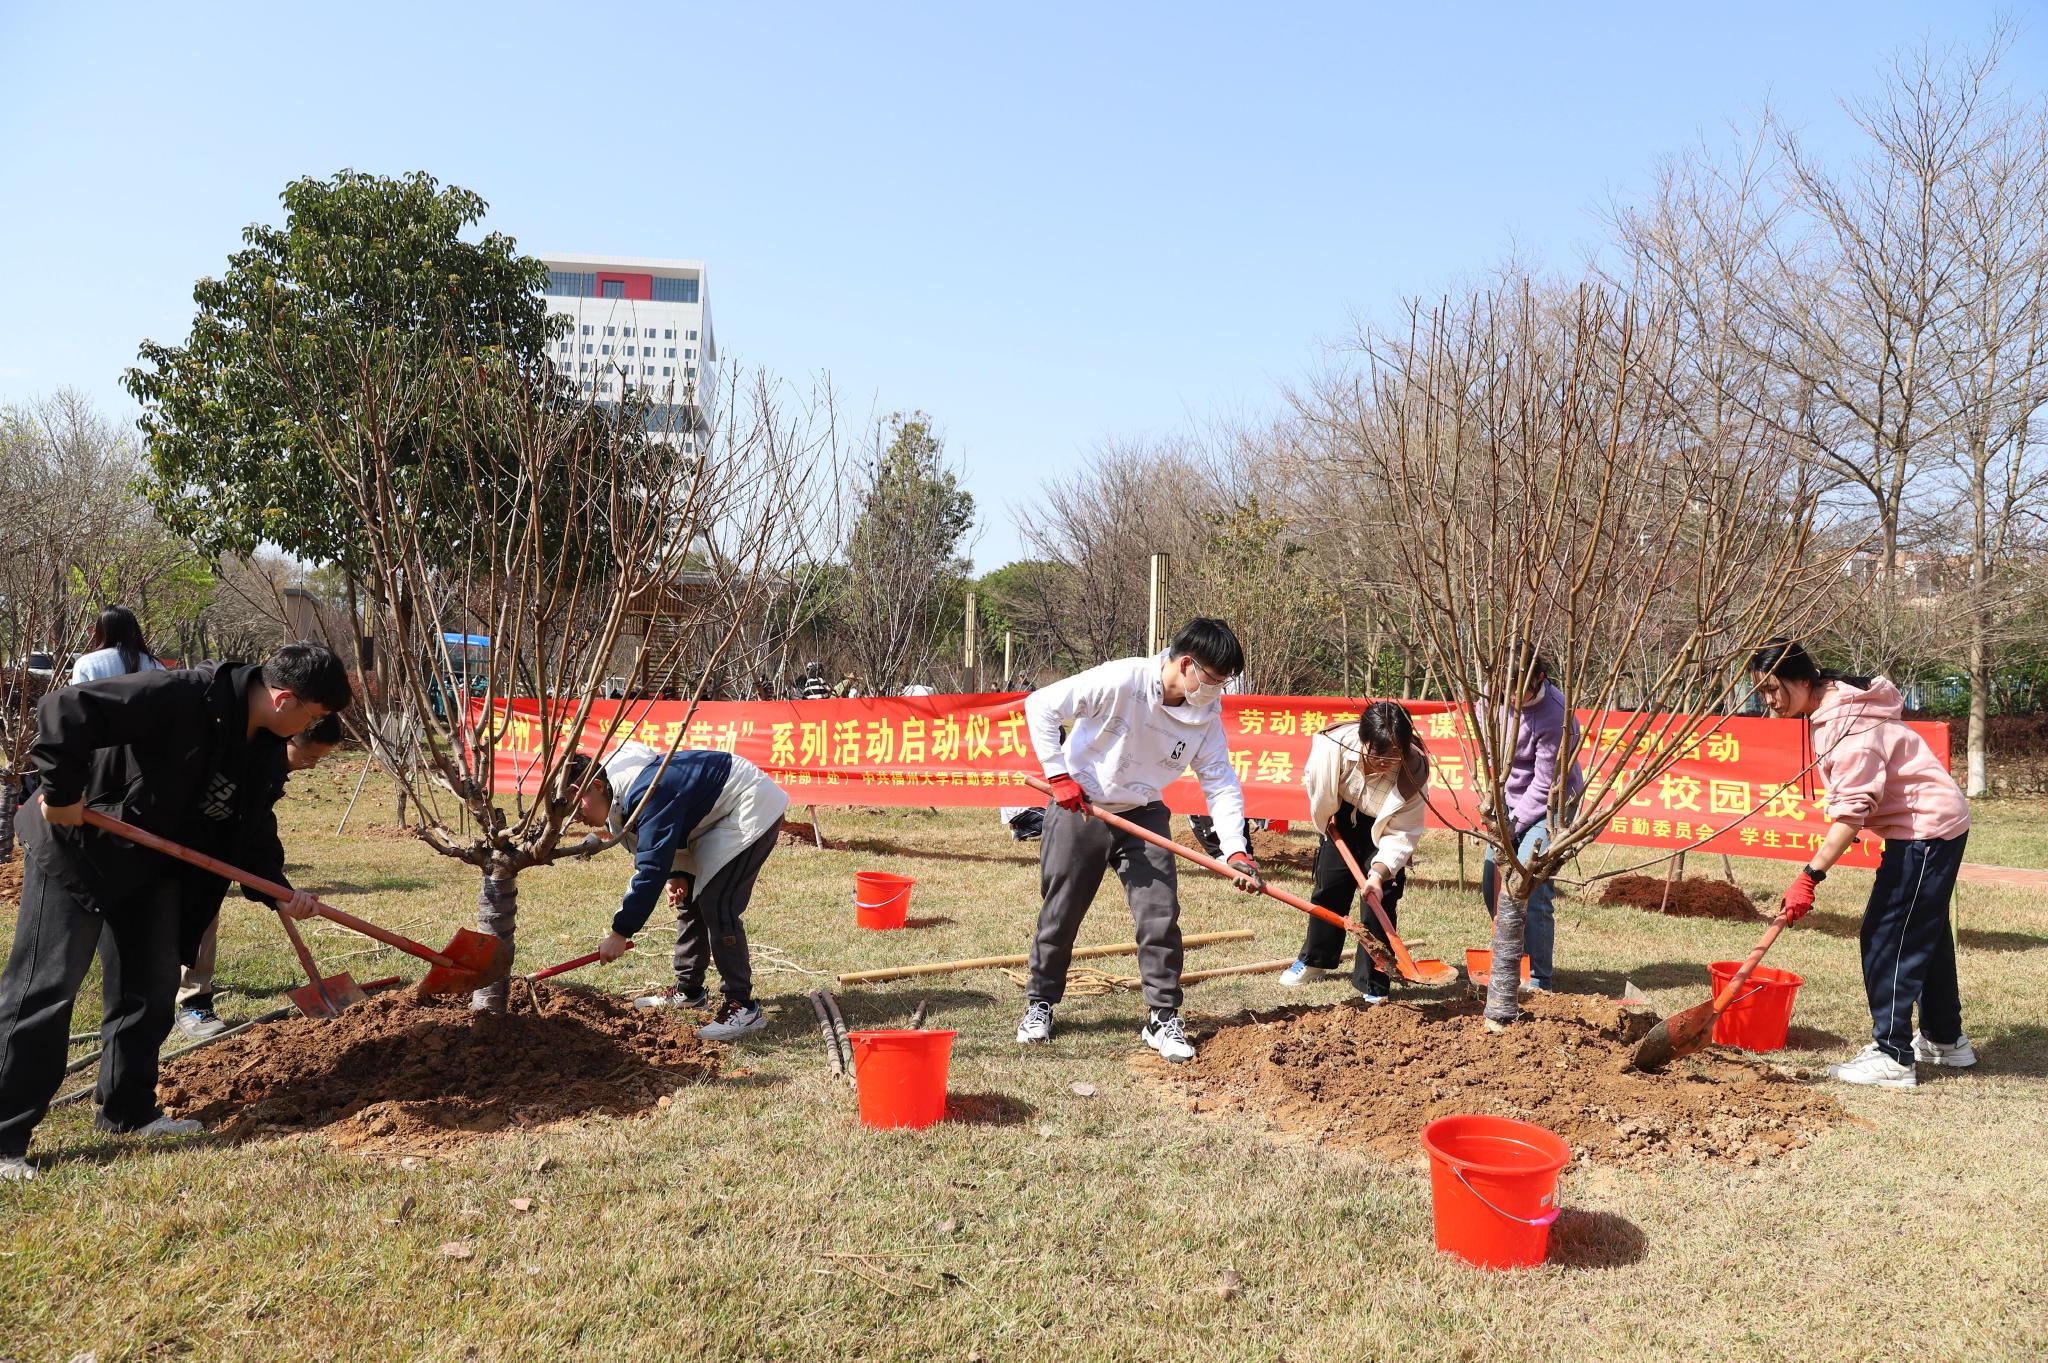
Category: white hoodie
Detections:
[{"x1": 1024, "y1": 652, "x2": 1249, "y2": 857}]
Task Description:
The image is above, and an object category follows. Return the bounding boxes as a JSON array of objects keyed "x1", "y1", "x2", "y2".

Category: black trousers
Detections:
[
  {"x1": 673, "y1": 819, "x2": 781, "y2": 1005},
  {"x1": 0, "y1": 852, "x2": 181, "y2": 1155},
  {"x1": 1297, "y1": 805, "x2": 1407, "y2": 996},
  {"x1": 1862, "y1": 833, "x2": 1968, "y2": 1065}
]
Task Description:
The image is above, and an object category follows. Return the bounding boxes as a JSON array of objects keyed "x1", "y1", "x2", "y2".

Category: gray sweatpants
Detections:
[{"x1": 1028, "y1": 801, "x2": 1184, "y2": 1011}]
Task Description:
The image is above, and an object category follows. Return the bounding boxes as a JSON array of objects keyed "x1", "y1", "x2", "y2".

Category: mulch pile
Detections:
[
  {"x1": 160, "y1": 985, "x2": 721, "y2": 1156},
  {"x1": 1600, "y1": 874, "x2": 1762, "y2": 921},
  {"x1": 1154, "y1": 992, "x2": 1839, "y2": 1168}
]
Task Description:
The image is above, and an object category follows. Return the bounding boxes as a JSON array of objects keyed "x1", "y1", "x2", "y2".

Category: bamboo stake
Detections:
[
  {"x1": 1181, "y1": 950, "x2": 1354, "y2": 984},
  {"x1": 835, "y1": 929, "x2": 1254, "y2": 986}
]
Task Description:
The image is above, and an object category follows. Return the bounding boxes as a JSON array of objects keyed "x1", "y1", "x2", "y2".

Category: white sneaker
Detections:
[
  {"x1": 0, "y1": 1156, "x2": 33, "y2": 1182},
  {"x1": 1354, "y1": 988, "x2": 1388, "y2": 1005},
  {"x1": 1912, "y1": 1031, "x2": 1977, "y2": 1068},
  {"x1": 1142, "y1": 1010, "x2": 1196, "y2": 1064},
  {"x1": 1277, "y1": 960, "x2": 1322, "y2": 988},
  {"x1": 697, "y1": 1002, "x2": 766, "y2": 1041},
  {"x1": 134, "y1": 1115, "x2": 205, "y2": 1138},
  {"x1": 1828, "y1": 1044, "x2": 1918, "y2": 1089},
  {"x1": 1016, "y1": 999, "x2": 1053, "y2": 1044},
  {"x1": 635, "y1": 986, "x2": 710, "y2": 1011}
]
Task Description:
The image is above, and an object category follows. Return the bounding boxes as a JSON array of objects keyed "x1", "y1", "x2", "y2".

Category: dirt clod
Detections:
[
  {"x1": 1600, "y1": 874, "x2": 1762, "y2": 921},
  {"x1": 1155, "y1": 992, "x2": 1838, "y2": 1168},
  {"x1": 159, "y1": 985, "x2": 720, "y2": 1155}
]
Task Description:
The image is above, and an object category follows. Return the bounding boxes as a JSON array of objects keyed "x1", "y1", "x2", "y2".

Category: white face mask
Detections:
[{"x1": 1184, "y1": 663, "x2": 1228, "y2": 707}]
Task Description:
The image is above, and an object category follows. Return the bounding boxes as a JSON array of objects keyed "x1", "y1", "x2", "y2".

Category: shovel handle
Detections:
[
  {"x1": 1023, "y1": 776, "x2": 1365, "y2": 943},
  {"x1": 81, "y1": 809, "x2": 460, "y2": 970},
  {"x1": 528, "y1": 942, "x2": 632, "y2": 982},
  {"x1": 273, "y1": 907, "x2": 339, "y2": 1013},
  {"x1": 1708, "y1": 911, "x2": 1793, "y2": 1016}
]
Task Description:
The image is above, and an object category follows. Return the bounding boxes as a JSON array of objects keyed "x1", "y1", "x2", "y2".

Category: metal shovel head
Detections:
[
  {"x1": 287, "y1": 972, "x2": 369, "y2": 1018},
  {"x1": 1627, "y1": 996, "x2": 1718, "y2": 1073},
  {"x1": 418, "y1": 929, "x2": 517, "y2": 997},
  {"x1": 1403, "y1": 957, "x2": 1459, "y2": 987}
]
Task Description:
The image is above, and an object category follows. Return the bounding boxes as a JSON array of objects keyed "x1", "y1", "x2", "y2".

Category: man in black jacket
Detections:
[{"x1": 0, "y1": 643, "x2": 352, "y2": 1180}]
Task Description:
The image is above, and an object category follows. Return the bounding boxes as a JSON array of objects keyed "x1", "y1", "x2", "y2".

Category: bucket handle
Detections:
[
  {"x1": 855, "y1": 898, "x2": 904, "y2": 911},
  {"x1": 1450, "y1": 1166, "x2": 1560, "y2": 1227}
]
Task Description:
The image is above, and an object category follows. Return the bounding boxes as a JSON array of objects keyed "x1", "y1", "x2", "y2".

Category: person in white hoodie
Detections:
[
  {"x1": 566, "y1": 742, "x2": 789, "y2": 1042},
  {"x1": 1017, "y1": 618, "x2": 1261, "y2": 1063},
  {"x1": 1280, "y1": 701, "x2": 1430, "y2": 1001}
]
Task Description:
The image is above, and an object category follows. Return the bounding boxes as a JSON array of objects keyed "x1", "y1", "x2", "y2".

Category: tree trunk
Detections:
[
  {"x1": 1485, "y1": 881, "x2": 1528, "y2": 1025},
  {"x1": 1967, "y1": 607, "x2": 1991, "y2": 798},
  {"x1": 469, "y1": 868, "x2": 519, "y2": 1011},
  {"x1": 0, "y1": 779, "x2": 16, "y2": 862}
]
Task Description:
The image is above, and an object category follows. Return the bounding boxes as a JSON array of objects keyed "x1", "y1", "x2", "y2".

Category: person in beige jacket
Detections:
[{"x1": 1279, "y1": 701, "x2": 1430, "y2": 1000}]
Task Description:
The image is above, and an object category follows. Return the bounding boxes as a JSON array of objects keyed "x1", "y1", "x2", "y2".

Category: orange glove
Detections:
[
  {"x1": 1046, "y1": 774, "x2": 1087, "y2": 811},
  {"x1": 1780, "y1": 870, "x2": 1819, "y2": 922}
]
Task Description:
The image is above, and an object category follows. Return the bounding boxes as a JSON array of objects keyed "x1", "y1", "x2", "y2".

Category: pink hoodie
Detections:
[{"x1": 1810, "y1": 677, "x2": 1970, "y2": 842}]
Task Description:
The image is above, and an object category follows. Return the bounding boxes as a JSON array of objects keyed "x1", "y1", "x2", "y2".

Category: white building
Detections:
[{"x1": 538, "y1": 254, "x2": 716, "y2": 446}]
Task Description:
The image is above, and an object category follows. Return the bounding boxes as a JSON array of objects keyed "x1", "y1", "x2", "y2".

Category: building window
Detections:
[
  {"x1": 651, "y1": 276, "x2": 699, "y2": 303},
  {"x1": 644, "y1": 364, "x2": 655, "y2": 375},
  {"x1": 664, "y1": 329, "x2": 674, "y2": 340},
  {"x1": 581, "y1": 324, "x2": 592, "y2": 336},
  {"x1": 664, "y1": 347, "x2": 675, "y2": 358},
  {"x1": 600, "y1": 280, "x2": 624, "y2": 299},
  {"x1": 547, "y1": 271, "x2": 595, "y2": 297},
  {"x1": 685, "y1": 366, "x2": 696, "y2": 378},
  {"x1": 662, "y1": 366, "x2": 672, "y2": 377},
  {"x1": 583, "y1": 343, "x2": 593, "y2": 354},
  {"x1": 688, "y1": 330, "x2": 698, "y2": 340},
  {"x1": 578, "y1": 361, "x2": 589, "y2": 373},
  {"x1": 601, "y1": 345, "x2": 611, "y2": 355},
  {"x1": 604, "y1": 326, "x2": 615, "y2": 336}
]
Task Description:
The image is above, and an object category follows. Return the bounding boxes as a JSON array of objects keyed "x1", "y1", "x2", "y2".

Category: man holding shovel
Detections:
[
  {"x1": 0, "y1": 644, "x2": 350, "y2": 1181},
  {"x1": 1017, "y1": 618, "x2": 1261, "y2": 1063},
  {"x1": 571, "y1": 742, "x2": 788, "y2": 1042}
]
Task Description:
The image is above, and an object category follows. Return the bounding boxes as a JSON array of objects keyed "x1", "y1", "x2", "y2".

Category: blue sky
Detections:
[{"x1": 1, "y1": 1, "x2": 2039, "y2": 570}]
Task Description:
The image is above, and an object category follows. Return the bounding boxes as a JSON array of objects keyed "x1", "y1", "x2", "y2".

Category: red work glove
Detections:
[
  {"x1": 1046, "y1": 774, "x2": 1088, "y2": 811},
  {"x1": 1779, "y1": 870, "x2": 1819, "y2": 922},
  {"x1": 1227, "y1": 851, "x2": 1263, "y2": 893}
]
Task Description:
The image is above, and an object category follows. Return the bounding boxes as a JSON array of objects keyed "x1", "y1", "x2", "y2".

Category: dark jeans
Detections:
[
  {"x1": 0, "y1": 852, "x2": 182, "y2": 1154},
  {"x1": 1030, "y1": 801, "x2": 1184, "y2": 1011},
  {"x1": 1481, "y1": 817, "x2": 1556, "y2": 988},
  {"x1": 1298, "y1": 805, "x2": 1408, "y2": 996},
  {"x1": 674, "y1": 820, "x2": 781, "y2": 1005},
  {"x1": 1862, "y1": 833, "x2": 1968, "y2": 1065}
]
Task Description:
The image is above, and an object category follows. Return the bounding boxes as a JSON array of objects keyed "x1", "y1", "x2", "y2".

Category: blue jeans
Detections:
[{"x1": 1481, "y1": 817, "x2": 1555, "y2": 988}]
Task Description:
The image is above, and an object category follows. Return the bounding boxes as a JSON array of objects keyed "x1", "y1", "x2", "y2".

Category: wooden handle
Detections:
[
  {"x1": 835, "y1": 929, "x2": 1255, "y2": 986},
  {"x1": 1708, "y1": 912, "x2": 1792, "y2": 1013},
  {"x1": 1024, "y1": 776, "x2": 1367, "y2": 942},
  {"x1": 81, "y1": 809, "x2": 459, "y2": 969},
  {"x1": 529, "y1": 942, "x2": 631, "y2": 982},
  {"x1": 1325, "y1": 818, "x2": 1399, "y2": 938},
  {"x1": 274, "y1": 908, "x2": 334, "y2": 1003}
]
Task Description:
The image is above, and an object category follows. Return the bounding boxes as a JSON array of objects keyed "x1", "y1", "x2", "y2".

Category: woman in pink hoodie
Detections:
[{"x1": 1750, "y1": 638, "x2": 1973, "y2": 1089}]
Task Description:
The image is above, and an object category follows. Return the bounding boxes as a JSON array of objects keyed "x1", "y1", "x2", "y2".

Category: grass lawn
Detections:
[{"x1": 4, "y1": 762, "x2": 2046, "y2": 1362}]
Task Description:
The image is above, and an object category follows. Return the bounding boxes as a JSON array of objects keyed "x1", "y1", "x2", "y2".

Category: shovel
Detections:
[
  {"x1": 527, "y1": 941, "x2": 633, "y2": 983},
  {"x1": 1325, "y1": 820, "x2": 1456, "y2": 986},
  {"x1": 82, "y1": 810, "x2": 513, "y2": 997},
  {"x1": 1023, "y1": 776, "x2": 1396, "y2": 972},
  {"x1": 274, "y1": 902, "x2": 369, "y2": 1017},
  {"x1": 1628, "y1": 908, "x2": 1793, "y2": 1073}
]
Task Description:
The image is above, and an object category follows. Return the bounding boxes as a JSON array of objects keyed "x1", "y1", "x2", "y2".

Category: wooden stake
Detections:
[
  {"x1": 1182, "y1": 950, "x2": 1353, "y2": 985},
  {"x1": 836, "y1": 928, "x2": 1253, "y2": 986}
]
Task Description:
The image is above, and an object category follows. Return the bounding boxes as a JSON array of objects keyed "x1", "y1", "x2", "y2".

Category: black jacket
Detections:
[{"x1": 20, "y1": 663, "x2": 292, "y2": 956}]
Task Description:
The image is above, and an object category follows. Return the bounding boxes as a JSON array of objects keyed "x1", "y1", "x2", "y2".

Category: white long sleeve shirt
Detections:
[
  {"x1": 1300, "y1": 723, "x2": 1428, "y2": 876},
  {"x1": 1024, "y1": 652, "x2": 1249, "y2": 857}
]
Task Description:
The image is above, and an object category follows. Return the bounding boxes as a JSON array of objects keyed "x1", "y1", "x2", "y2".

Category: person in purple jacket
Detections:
[{"x1": 1478, "y1": 647, "x2": 1583, "y2": 992}]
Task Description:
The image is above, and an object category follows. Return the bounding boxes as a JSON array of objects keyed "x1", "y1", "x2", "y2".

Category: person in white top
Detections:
[
  {"x1": 67, "y1": 606, "x2": 165, "y2": 684},
  {"x1": 1280, "y1": 701, "x2": 1431, "y2": 1001},
  {"x1": 1015, "y1": 618, "x2": 1261, "y2": 1063}
]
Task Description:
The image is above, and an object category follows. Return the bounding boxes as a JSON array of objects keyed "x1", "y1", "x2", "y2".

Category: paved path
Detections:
[{"x1": 1958, "y1": 863, "x2": 2048, "y2": 889}]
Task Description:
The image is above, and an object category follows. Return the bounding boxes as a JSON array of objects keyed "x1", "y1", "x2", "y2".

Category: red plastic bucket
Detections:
[
  {"x1": 1465, "y1": 949, "x2": 1532, "y2": 985},
  {"x1": 848, "y1": 1028, "x2": 956, "y2": 1129},
  {"x1": 1420, "y1": 1114, "x2": 1571, "y2": 1268},
  {"x1": 854, "y1": 871, "x2": 915, "y2": 930},
  {"x1": 1706, "y1": 962, "x2": 1804, "y2": 1051}
]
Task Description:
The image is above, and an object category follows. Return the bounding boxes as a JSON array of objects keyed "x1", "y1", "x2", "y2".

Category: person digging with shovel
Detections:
[
  {"x1": 1750, "y1": 638, "x2": 1973, "y2": 1089},
  {"x1": 1280, "y1": 701, "x2": 1432, "y2": 1002},
  {"x1": 0, "y1": 643, "x2": 350, "y2": 1181},
  {"x1": 1017, "y1": 618, "x2": 1262, "y2": 1064},
  {"x1": 570, "y1": 743, "x2": 788, "y2": 1043}
]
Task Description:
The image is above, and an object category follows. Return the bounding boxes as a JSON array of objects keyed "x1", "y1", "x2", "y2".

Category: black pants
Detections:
[
  {"x1": 674, "y1": 820, "x2": 781, "y2": 1005},
  {"x1": 1297, "y1": 806, "x2": 1407, "y2": 996},
  {"x1": 1030, "y1": 801, "x2": 1184, "y2": 1011},
  {"x1": 1862, "y1": 833, "x2": 1968, "y2": 1065},
  {"x1": 0, "y1": 852, "x2": 181, "y2": 1155}
]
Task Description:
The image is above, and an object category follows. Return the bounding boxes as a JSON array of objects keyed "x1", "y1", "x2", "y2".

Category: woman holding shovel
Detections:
[
  {"x1": 1750, "y1": 638, "x2": 1972, "y2": 1089},
  {"x1": 1281, "y1": 701, "x2": 1431, "y2": 1001}
]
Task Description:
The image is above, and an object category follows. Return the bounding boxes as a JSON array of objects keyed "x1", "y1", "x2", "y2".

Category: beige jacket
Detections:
[{"x1": 1301, "y1": 723, "x2": 1428, "y2": 876}]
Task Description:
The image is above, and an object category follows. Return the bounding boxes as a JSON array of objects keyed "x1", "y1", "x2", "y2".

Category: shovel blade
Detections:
[
  {"x1": 1403, "y1": 957, "x2": 1459, "y2": 987},
  {"x1": 1628, "y1": 997, "x2": 1718, "y2": 1072},
  {"x1": 287, "y1": 972, "x2": 368, "y2": 1018},
  {"x1": 418, "y1": 929, "x2": 516, "y2": 997}
]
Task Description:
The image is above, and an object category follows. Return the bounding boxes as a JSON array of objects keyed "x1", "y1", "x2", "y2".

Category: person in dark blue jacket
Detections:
[{"x1": 569, "y1": 743, "x2": 788, "y2": 1041}]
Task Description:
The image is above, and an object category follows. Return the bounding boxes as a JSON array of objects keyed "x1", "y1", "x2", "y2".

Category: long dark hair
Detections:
[
  {"x1": 1358, "y1": 699, "x2": 1430, "y2": 797},
  {"x1": 89, "y1": 606, "x2": 153, "y2": 674},
  {"x1": 1749, "y1": 637, "x2": 1871, "y2": 690}
]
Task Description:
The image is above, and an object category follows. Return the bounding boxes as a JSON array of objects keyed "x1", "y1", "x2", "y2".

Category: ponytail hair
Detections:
[
  {"x1": 1358, "y1": 699, "x2": 1430, "y2": 798},
  {"x1": 1749, "y1": 637, "x2": 1871, "y2": 689}
]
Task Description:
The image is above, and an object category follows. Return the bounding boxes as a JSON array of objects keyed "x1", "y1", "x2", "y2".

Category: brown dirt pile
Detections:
[
  {"x1": 0, "y1": 857, "x2": 22, "y2": 909},
  {"x1": 1601, "y1": 874, "x2": 1762, "y2": 921},
  {"x1": 160, "y1": 985, "x2": 720, "y2": 1155},
  {"x1": 777, "y1": 818, "x2": 829, "y2": 849},
  {"x1": 1156, "y1": 992, "x2": 1838, "y2": 1168},
  {"x1": 1173, "y1": 825, "x2": 1319, "y2": 874}
]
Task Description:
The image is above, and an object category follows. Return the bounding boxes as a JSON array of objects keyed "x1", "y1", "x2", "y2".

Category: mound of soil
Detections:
[
  {"x1": 1173, "y1": 824, "x2": 1320, "y2": 874},
  {"x1": 1156, "y1": 992, "x2": 1838, "y2": 1168},
  {"x1": 777, "y1": 818, "x2": 830, "y2": 849},
  {"x1": 1601, "y1": 874, "x2": 1762, "y2": 921},
  {"x1": 160, "y1": 985, "x2": 721, "y2": 1156},
  {"x1": 0, "y1": 857, "x2": 22, "y2": 909}
]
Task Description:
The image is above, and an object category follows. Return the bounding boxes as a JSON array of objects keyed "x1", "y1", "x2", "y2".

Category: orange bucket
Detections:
[
  {"x1": 848, "y1": 1029, "x2": 956, "y2": 1129},
  {"x1": 1420, "y1": 1114, "x2": 1570, "y2": 1269},
  {"x1": 1465, "y1": 949, "x2": 1532, "y2": 985},
  {"x1": 1706, "y1": 961, "x2": 1804, "y2": 1051},
  {"x1": 854, "y1": 871, "x2": 915, "y2": 930}
]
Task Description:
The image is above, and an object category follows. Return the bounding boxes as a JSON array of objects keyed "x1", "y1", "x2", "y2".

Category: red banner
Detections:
[{"x1": 475, "y1": 694, "x2": 1949, "y2": 869}]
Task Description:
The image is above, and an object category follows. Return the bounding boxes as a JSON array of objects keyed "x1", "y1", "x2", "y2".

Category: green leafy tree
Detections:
[
  {"x1": 839, "y1": 412, "x2": 976, "y2": 692},
  {"x1": 123, "y1": 169, "x2": 559, "y2": 577}
]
